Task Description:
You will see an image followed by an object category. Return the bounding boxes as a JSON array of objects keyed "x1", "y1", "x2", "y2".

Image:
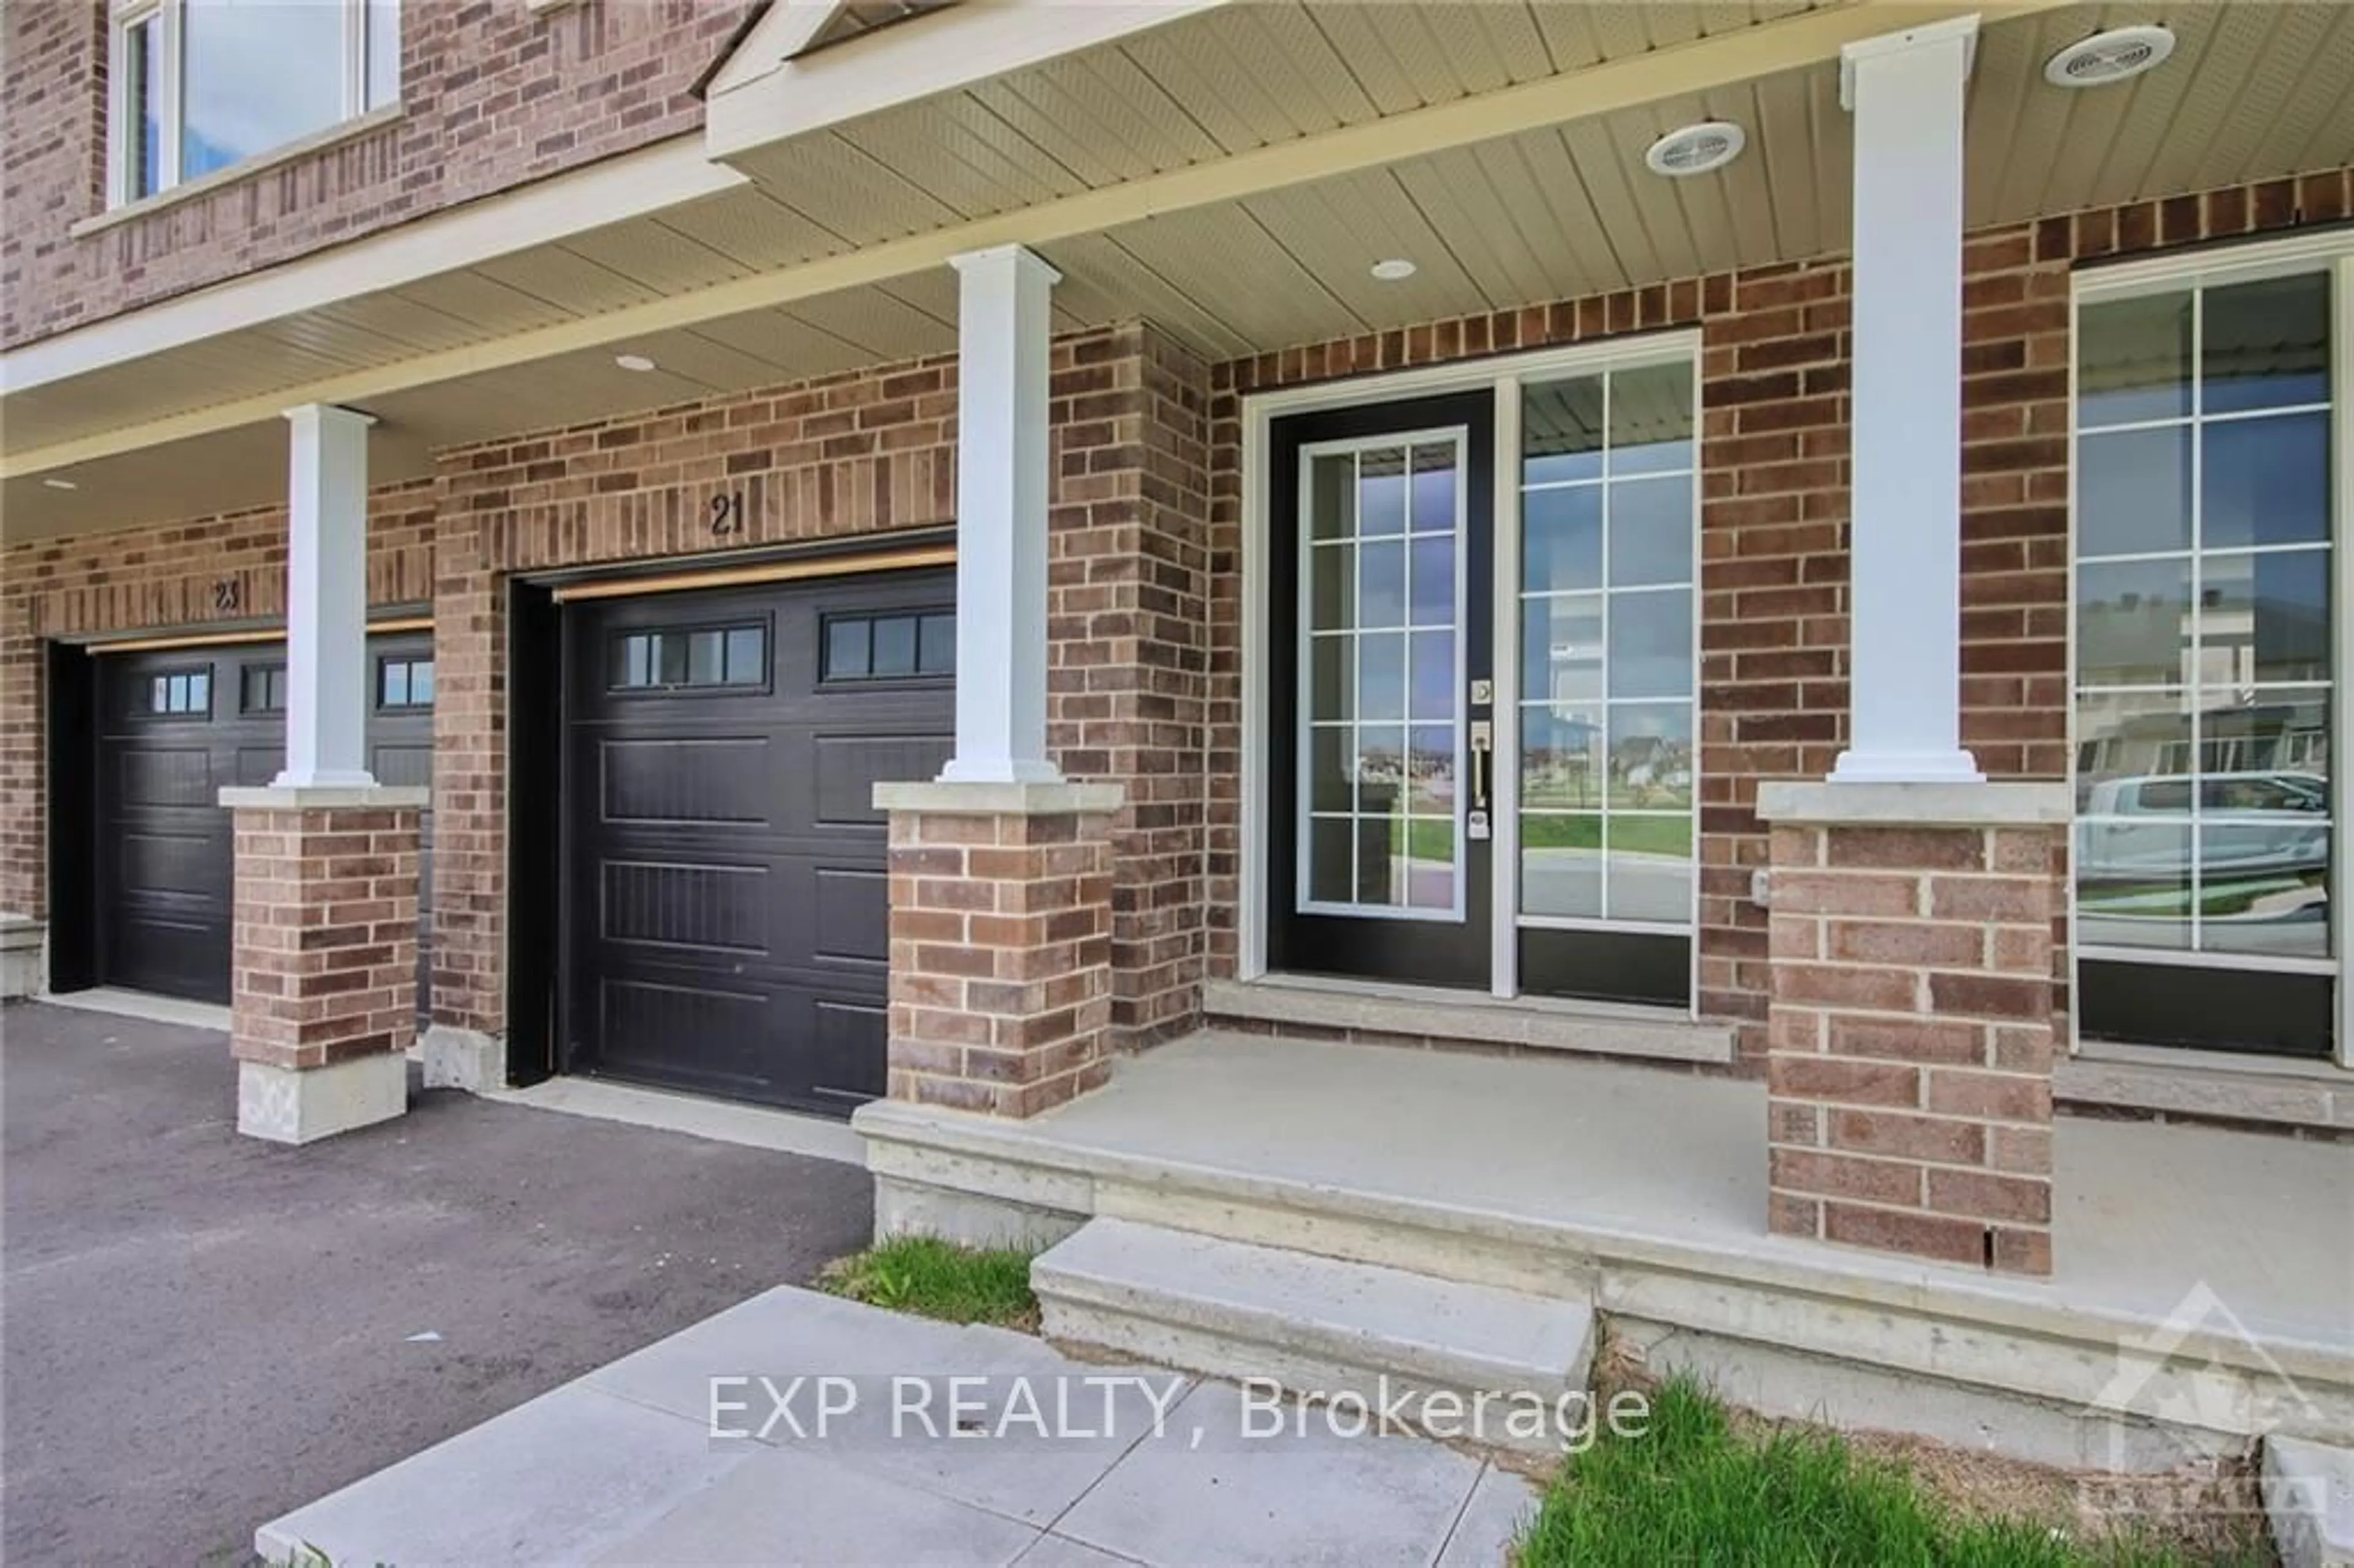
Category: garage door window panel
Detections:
[
  {"x1": 137, "y1": 666, "x2": 213, "y2": 719},
  {"x1": 609, "y1": 622, "x2": 769, "y2": 694},
  {"x1": 822, "y1": 610, "x2": 954, "y2": 683},
  {"x1": 377, "y1": 655, "x2": 434, "y2": 709},
  {"x1": 242, "y1": 664, "x2": 286, "y2": 714}
]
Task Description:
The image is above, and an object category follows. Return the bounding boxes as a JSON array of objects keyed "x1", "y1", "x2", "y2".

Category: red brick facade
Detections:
[
  {"x1": 1763, "y1": 816, "x2": 2062, "y2": 1275},
  {"x1": 427, "y1": 323, "x2": 1211, "y2": 1059},
  {"x1": 0, "y1": 484, "x2": 435, "y2": 921},
  {"x1": 2, "y1": 0, "x2": 752, "y2": 347},
  {"x1": 227, "y1": 802, "x2": 422, "y2": 1070},
  {"x1": 880, "y1": 794, "x2": 1119, "y2": 1117},
  {"x1": 1204, "y1": 170, "x2": 2354, "y2": 1067},
  {"x1": 3, "y1": 172, "x2": 2347, "y2": 1101}
]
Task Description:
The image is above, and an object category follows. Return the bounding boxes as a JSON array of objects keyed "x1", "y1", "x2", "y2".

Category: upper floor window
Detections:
[{"x1": 111, "y1": 0, "x2": 400, "y2": 207}]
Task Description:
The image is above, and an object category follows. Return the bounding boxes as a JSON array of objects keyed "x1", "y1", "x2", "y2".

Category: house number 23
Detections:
[{"x1": 709, "y1": 490, "x2": 746, "y2": 536}]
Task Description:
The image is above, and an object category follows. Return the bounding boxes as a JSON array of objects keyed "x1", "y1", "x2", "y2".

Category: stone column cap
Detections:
[
  {"x1": 874, "y1": 780, "x2": 1124, "y2": 816},
  {"x1": 1755, "y1": 780, "x2": 2068, "y2": 828},
  {"x1": 218, "y1": 785, "x2": 430, "y2": 810}
]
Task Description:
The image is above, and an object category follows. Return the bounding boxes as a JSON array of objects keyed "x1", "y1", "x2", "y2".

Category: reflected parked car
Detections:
[{"x1": 2077, "y1": 771, "x2": 2329, "y2": 882}]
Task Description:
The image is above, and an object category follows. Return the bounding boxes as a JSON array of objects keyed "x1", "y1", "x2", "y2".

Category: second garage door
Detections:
[
  {"x1": 562, "y1": 571, "x2": 954, "y2": 1116},
  {"x1": 95, "y1": 633, "x2": 436, "y2": 1006}
]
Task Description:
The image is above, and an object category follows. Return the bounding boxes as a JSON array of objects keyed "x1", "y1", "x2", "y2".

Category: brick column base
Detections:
[
  {"x1": 1756, "y1": 782, "x2": 2068, "y2": 1276},
  {"x1": 219, "y1": 786, "x2": 426, "y2": 1144},
  {"x1": 874, "y1": 780, "x2": 1124, "y2": 1118}
]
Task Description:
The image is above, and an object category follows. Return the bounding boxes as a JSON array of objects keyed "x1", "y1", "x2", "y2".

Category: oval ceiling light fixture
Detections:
[
  {"x1": 614, "y1": 352, "x2": 658, "y2": 372},
  {"x1": 1369, "y1": 258, "x2": 1418, "y2": 282},
  {"x1": 1645, "y1": 121, "x2": 1746, "y2": 178},
  {"x1": 2044, "y1": 25, "x2": 2174, "y2": 88}
]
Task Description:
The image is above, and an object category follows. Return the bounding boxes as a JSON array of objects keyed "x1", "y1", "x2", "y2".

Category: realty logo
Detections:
[{"x1": 2081, "y1": 1281, "x2": 2329, "y2": 1520}]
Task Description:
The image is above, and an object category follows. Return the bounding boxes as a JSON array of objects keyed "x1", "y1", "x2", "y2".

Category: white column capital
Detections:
[
  {"x1": 1838, "y1": 13, "x2": 1979, "y2": 109},
  {"x1": 948, "y1": 243, "x2": 1063, "y2": 287},
  {"x1": 281, "y1": 402, "x2": 379, "y2": 433}
]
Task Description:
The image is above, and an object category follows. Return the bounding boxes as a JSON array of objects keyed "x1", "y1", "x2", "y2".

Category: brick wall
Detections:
[
  {"x1": 882, "y1": 798, "x2": 1119, "y2": 1116},
  {"x1": 1048, "y1": 327, "x2": 1213, "y2": 1050},
  {"x1": 2, "y1": 0, "x2": 753, "y2": 347},
  {"x1": 1764, "y1": 818, "x2": 2062, "y2": 1274},
  {"x1": 0, "y1": 484, "x2": 435, "y2": 920},
  {"x1": 1203, "y1": 171, "x2": 2352, "y2": 1068},
  {"x1": 429, "y1": 322, "x2": 1212, "y2": 1058},
  {"x1": 227, "y1": 802, "x2": 423, "y2": 1069}
]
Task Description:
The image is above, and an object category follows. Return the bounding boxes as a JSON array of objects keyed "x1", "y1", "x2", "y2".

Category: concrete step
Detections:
[
  {"x1": 1033, "y1": 1217, "x2": 1594, "y2": 1455},
  {"x1": 2266, "y1": 1435, "x2": 2354, "y2": 1568},
  {"x1": 1200, "y1": 975, "x2": 1736, "y2": 1066}
]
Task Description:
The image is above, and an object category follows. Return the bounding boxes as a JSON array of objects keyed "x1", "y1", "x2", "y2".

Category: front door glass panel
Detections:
[{"x1": 1299, "y1": 433, "x2": 1465, "y2": 918}]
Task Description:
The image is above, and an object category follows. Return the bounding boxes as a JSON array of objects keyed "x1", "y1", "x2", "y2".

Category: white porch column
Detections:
[
  {"x1": 941, "y1": 243, "x2": 1062, "y2": 785},
  {"x1": 1829, "y1": 15, "x2": 1984, "y2": 785},
  {"x1": 275, "y1": 403, "x2": 378, "y2": 790}
]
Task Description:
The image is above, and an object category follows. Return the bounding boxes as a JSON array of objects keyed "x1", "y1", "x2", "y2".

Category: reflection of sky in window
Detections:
[
  {"x1": 182, "y1": 1, "x2": 345, "y2": 179},
  {"x1": 2201, "y1": 413, "x2": 2328, "y2": 549}
]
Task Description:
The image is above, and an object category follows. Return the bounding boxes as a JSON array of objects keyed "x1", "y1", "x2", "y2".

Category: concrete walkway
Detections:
[{"x1": 259, "y1": 1287, "x2": 1540, "y2": 1567}]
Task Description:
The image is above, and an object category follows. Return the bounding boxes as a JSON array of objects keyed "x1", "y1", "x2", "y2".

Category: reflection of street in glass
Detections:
[{"x1": 2074, "y1": 769, "x2": 2331, "y2": 956}]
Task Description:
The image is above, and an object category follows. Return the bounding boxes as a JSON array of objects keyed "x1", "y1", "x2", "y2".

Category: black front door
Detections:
[
  {"x1": 560, "y1": 573, "x2": 954, "y2": 1116},
  {"x1": 1267, "y1": 391, "x2": 1496, "y2": 989}
]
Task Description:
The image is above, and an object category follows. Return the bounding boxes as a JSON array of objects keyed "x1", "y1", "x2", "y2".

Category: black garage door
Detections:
[
  {"x1": 562, "y1": 572, "x2": 954, "y2": 1116},
  {"x1": 95, "y1": 634, "x2": 436, "y2": 1006}
]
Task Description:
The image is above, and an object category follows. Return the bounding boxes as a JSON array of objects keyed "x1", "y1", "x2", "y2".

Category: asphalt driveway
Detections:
[{"x1": 1, "y1": 1002, "x2": 874, "y2": 1566}]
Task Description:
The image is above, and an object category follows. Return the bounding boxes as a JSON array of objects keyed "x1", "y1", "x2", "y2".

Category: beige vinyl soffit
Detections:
[
  {"x1": 2, "y1": 136, "x2": 747, "y2": 398},
  {"x1": 703, "y1": 0, "x2": 1230, "y2": 159},
  {"x1": 1, "y1": 0, "x2": 2074, "y2": 479}
]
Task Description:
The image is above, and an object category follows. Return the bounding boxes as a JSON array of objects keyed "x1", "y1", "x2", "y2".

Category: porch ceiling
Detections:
[{"x1": 5, "y1": 0, "x2": 2349, "y2": 544}]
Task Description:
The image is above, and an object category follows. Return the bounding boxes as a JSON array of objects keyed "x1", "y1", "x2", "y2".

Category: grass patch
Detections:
[
  {"x1": 1517, "y1": 1377, "x2": 2264, "y2": 1568},
  {"x1": 818, "y1": 1235, "x2": 1039, "y2": 1331}
]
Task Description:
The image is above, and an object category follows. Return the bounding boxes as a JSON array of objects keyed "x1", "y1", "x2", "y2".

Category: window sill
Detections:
[{"x1": 70, "y1": 102, "x2": 404, "y2": 240}]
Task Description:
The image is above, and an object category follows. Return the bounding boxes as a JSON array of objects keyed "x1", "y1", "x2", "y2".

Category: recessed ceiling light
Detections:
[
  {"x1": 614, "y1": 353, "x2": 658, "y2": 372},
  {"x1": 2044, "y1": 26, "x2": 2174, "y2": 88},
  {"x1": 1645, "y1": 121, "x2": 1746, "y2": 178},
  {"x1": 41, "y1": 477, "x2": 77, "y2": 491},
  {"x1": 1369, "y1": 258, "x2": 1418, "y2": 282}
]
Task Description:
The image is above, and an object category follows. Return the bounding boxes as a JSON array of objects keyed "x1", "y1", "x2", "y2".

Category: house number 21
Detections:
[{"x1": 709, "y1": 490, "x2": 746, "y2": 536}]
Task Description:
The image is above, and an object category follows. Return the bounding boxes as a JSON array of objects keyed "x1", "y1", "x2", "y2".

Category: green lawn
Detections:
[
  {"x1": 1518, "y1": 1379, "x2": 2263, "y2": 1568},
  {"x1": 818, "y1": 1235, "x2": 1038, "y2": 1330}
]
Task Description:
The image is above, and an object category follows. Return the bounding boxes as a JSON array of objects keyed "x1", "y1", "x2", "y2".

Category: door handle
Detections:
[{"x1": 1469, "y1": 720, "x2": 1493, "y2": 811}]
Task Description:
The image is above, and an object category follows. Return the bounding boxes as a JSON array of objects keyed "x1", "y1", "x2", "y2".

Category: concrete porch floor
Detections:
[{"x1": 857, "y1": 1032, "x2": 2354, "y2": 1462}]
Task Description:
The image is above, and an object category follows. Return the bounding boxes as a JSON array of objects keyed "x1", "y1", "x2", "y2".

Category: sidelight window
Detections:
[{"x1": 1515, "y1": 359, "x2": 1699, "y2": 931}]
